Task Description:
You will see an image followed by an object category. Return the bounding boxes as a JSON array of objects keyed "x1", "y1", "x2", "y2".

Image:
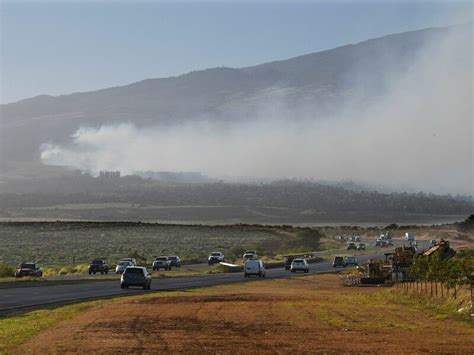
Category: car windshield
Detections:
[
  {"x1": 156, "y1": 257, "x2": 167, "y2": 261},
  {"x1": 168, "y1": 256, "x2": 177, "y2": 260},
  {"x1": 119, "y1": 261, "x2": 130, "y2": 266},
  {"x1": 21, "y1": 263, "x2": 35, "y2": 269},
  {"x1": 211, "y1": 253, "x2": 221, "y2": 256},
  {"x1": 92, "y1": 260, "x2": 103, "y2": 265},
  {"x1": 334, "y1": 257, "x2": 343, "y2": 261},
  {"x1": 125, "y1": 268, "x2": 143, "y2": 274},
  {"x1": 293, "y1": 259, "x2": 303, "y2": 263}
]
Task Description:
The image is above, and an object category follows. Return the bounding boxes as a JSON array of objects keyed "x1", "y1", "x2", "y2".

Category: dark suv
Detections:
[
  {"x1": 347, "y1": 242, "x2": 357, "y2": 250},
  {"x1": 121, "y1": 266, "x2": 151, "y2": 289},
  {"x1": 88, "y1": 259, "x2": 109, "y2": 275},
  {"x1": 15, "y1": 262, "x2": 43, "y2": 277},
  {"x1": 168, "y1": 256, "x2": 181, "y2": 268},
  {"x1": 333, "y1": 256, "x2": 346, "y2": 268}
]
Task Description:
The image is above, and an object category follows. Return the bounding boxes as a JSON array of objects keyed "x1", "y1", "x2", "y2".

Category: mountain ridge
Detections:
[{"x1": 0, "y1": 24, "x2": 467, "y2": 164}]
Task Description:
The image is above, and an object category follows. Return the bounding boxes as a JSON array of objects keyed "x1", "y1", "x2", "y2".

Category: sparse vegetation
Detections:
[{"x1": 0, "y1": 222, "x2": 284, "y2": 268}]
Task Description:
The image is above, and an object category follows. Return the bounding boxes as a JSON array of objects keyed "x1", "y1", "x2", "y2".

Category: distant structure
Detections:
[
  {"x1": 99, "y1": 171, "x2": 121, "y2": 179},
  {"x1": 137, "y1": 171, "x2": 211, "y2": 183}
]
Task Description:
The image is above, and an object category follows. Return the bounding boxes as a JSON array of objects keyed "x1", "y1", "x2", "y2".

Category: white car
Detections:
[
  {"x1": 120, "y1": 258, "x2": 137, "y2": 266},
  {"x1": 208, "y1": 252, "x2": 224, "y2": 265},
  {"x1": 405, "y1": 232, "x2": 415, "y2": 241},
  {"x1": 243, "y1": 252, "x2": 257, "y2": 260},
  {"x1": 290, "y1": 258, "x2": 309, "y2": 273},
  {"x1": 244, "y1": 259, "x2": 265, "y2": 278},
  {"x1": 115, "y1": 260, "x2": 133, "y2": 274}
]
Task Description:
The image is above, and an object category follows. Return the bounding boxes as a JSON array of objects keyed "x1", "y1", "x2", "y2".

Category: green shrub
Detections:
[
  {"x1": 457, "y1": 214, "x2": 474, "y2": 232},
  {"x1": 286, "y1": 229, "x2": 323, "y2": 252},
  {"x1": 0, "y1": 264, "x2": 15, "y2": 278}
]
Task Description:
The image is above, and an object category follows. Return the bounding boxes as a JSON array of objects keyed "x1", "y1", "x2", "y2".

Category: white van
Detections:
[{"x1": 244, "y1": 259, "x2": 265, "y2": 278}]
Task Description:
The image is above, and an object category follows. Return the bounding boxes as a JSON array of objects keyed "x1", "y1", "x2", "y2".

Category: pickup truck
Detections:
[{"x1": 88, "y1": 259, "x2": 109, "y2": 275}]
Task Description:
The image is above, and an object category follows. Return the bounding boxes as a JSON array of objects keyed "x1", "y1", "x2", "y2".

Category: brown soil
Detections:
[{"x1": 19, "y1": 275, "x2": 474, "y2": 354}]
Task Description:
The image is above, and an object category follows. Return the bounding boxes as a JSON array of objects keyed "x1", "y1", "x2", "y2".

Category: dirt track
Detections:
[{"x1": 18, "y1": 275, "x2": 474, "y2": 354}]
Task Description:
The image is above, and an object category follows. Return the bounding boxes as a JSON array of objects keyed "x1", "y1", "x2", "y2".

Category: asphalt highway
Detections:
[{"x1": 0, "y1": 253, "x2": 383, "y2": 317}]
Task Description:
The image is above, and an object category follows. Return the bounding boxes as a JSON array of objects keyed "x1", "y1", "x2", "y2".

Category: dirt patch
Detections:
[{"x1": 18, "y1": 275, "x2": 474, "y2": 354}]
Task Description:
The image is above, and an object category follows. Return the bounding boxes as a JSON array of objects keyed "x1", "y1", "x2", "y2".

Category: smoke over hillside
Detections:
[{"x1": 40, "y1": 26, "x2": 472, "y2": 195}]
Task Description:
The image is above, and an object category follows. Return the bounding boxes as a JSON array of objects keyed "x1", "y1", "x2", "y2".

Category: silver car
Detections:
[{"x1": 290, "y1": 258, "x2": 309, "y2": 273}]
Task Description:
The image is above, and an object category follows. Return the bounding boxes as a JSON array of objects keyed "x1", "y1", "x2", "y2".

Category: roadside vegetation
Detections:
[
  {"x1": 1, "y1": 221, "x2": 470, "y2": 281},
  {"x1": 0, "y1": 264, "x2": 15, "y2": 278},
  {"x1": 388, "y1": 248, "x2": 474, "y2": 319}
]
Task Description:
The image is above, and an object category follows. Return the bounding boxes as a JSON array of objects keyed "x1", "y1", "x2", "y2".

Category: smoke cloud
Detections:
[{"x1": 41, "y1": 27, "x2": 472, "y2": 195}]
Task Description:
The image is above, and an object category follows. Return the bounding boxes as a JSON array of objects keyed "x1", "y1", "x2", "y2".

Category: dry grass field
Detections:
[{"x1": 10, "y1": 274, "x2": 473, "y2": 354}]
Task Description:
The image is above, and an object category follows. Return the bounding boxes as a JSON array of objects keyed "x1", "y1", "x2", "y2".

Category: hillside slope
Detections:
[{"x1": 0, "y1": 26, "x2": 455, "y2": 163}]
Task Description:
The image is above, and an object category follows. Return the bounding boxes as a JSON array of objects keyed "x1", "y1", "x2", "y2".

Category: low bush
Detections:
[{"x1": 0, "y1": 263, "x2": 15, "y2": 278}]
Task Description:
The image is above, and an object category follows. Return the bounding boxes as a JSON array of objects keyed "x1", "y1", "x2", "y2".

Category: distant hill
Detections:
[
  {"x1": 0, "y1": 177, "x2": 471, "y2": 224},
  {"x1": 0, "y1": 25, "x2": 457, "y2": 163}
]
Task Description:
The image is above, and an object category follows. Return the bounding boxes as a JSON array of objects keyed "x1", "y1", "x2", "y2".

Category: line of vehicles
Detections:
[
  {"x1": 13, "y1": 241, "x2": 377, "y2": 287},
  {"x1": 243, "y1": 251, "x2": 310, "y2": 277},
  {"x1": 342, "y1": 232, "x2": 435, "y2": 250}
]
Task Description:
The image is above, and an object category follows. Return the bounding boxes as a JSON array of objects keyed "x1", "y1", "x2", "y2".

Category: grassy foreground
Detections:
[
  {"x1": 1, "y1": 274, "x2": 473, "y2": 354},
  {"x1": 0, "y1": 300, "x2": 102, "y2": 353}
]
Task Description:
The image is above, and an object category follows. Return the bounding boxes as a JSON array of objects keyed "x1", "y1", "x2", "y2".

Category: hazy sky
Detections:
[{"x1": 1, "y1": 0, "x2": 472, "y2": 104}]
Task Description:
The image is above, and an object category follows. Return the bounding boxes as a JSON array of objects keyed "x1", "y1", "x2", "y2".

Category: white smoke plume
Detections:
[{"x1": 41, "y1": 27, "x2": 473, "y2": 195}]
